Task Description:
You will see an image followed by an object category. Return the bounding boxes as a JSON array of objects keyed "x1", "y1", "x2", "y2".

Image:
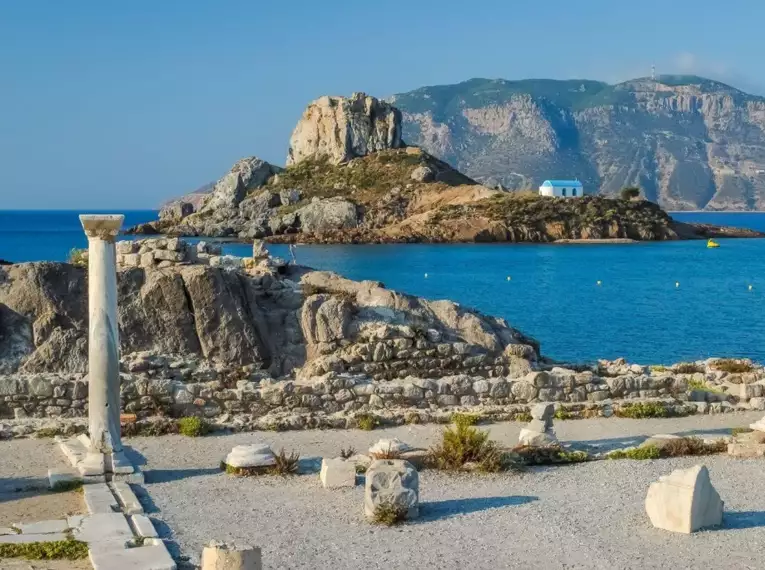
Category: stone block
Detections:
[
  {"x1": 13, "y1": 519, "x2": 68, "y2": 534},
  {"x1": 48, "y1": 467, "x2": 82, "y2": 490},
  {"x1": 364, "y1": 459, "x2": 419, "y2": 520},
  {"x1": 122, "y1": 253, "x2": 141, "y2": 267},
  {"x1": 111, "y1": 481, "x2": 143, "y2": 515},
  {"x1": 645, "y1": 465, "x2": 723, "y2": 533},
  {"x1": 224, "y1": 444, "x2": 275, "y2": 468},
  {"x1": 201, "y1": 541, "x2": 262, "y2": 570},
  {"x1": 84, "y1": 483, "x2": 119, "y2": 514},
  {"x1": 0, "y1": 533, "x2": 69, "y2": 544},
  {"x1": 90, "y1": 542, "x2": 177, "y2": 570},
  {"x1": 131, "y1": 514, "x2": 159, "y2": 538},
  {"x1": 75, "y1": 513, "x2": 134, "y2": 552},
  {"x1": 518, "y1": 428, "x2": 558, "y2": 447},
  {"x1": 320, "y1": 458, "x2": 356, "y2": 488},
  {"x1": 749, "y1": 397, "x2": 765, "y2": 411},
  {"x1": 749, "y1": 415, "x2": 765, "y2": 432}
]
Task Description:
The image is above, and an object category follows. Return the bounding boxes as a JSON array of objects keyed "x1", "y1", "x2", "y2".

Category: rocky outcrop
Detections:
[
  {"x1": 394, "y1": 75, "x2": 765, "y2": 210},
  {"x1": 287, "y1": 92, "x2": 404, "y2": 166}
]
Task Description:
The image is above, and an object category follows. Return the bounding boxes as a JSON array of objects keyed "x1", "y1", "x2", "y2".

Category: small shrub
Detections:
[
  {"x1": 514, "y1": 412, "x2": 532, "y2": 423},
  {"x1": 372, "y1": 500, "x2": 408, "y2": 526},
  {"x1": 177, "y1": 416, "x2": 210, "y2": 437},
  {"x1": 270, "y1": 448, "x2": 300, "y2": 475},
  {"x1": 51, "y1": 480, "x2": 83, "y2": 493},
  {"x1": 355, "y1": 464, "x2": 368, "y2": 474},
  {"x1": 67, "y1": 248, "x2": 88, "y2": 268},
  {"x1": 650, "y1": 365, "x2": 667, "y2": 373},
  {"x1": 34, "y1": 427, "x2": 62, "y2": 439},
  {"x1": 553, "y1": 408, "x2": 572, "y2": 421},
  {"x1": 428, "y1": 423, "x2": 506, "y2": 472},
  {"x1": 452, "y1": 412, "x2": 481, "y2": 428},
  {"x1": 356, "y1": 414, "x2": 378, "y2": 431},
  {"x1": 339, "y1": 446, "x2": 356, "y2": 459},
  {"x1": 513, "y1": 445, "x2": 590, "y2": 465},
  {"x1": 615, "y1": 402, "x2": 673, "y2": 419},
  {"x1": 619, "y1": 187, "x2": 641, "y2": 201},
  {"x1": 404, "y1": 412, "x2": 422, "y2": 425},
  {"x1": 660, "y1": 436, "x2": 727, "y2": 457},
  {"x1": 711, "y1": 359, "x2": 754, "y2": 374},
  {"x1": 0, "y1": 539, "x2": 88, "y2": 560},
  {"x1": 688, "y1": 380, "x2": 724, "y2": 394},
  {"x1": 607, "y1": 446, "x2": 661, "y2": 460},
  {"x1": 732, "y1": 427, "x2": 754, "y2": 437},
  {"x1": 675, "y1": 362, "x2": 704, "y2": 374},
  {"x1": 370, "y1": 447, "x2": 402, "y2": 460}
]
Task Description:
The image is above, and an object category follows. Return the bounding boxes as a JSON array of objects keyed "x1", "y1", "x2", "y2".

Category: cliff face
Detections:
[{"x1": 393, "y1": 76, "x2": 765, "y2": 210}]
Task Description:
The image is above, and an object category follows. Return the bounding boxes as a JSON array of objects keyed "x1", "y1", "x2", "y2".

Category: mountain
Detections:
[{"x1": 391, "y1": 75, "x2": 765, "y2": 210}]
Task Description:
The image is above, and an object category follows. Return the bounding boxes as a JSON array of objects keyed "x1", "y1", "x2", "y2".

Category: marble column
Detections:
[{"x1": 79, "y1": 214, "x2": 133, "y2": 475}]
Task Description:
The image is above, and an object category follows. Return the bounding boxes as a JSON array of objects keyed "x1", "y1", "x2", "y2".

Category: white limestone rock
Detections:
[
  {"x1": 364, "y1": 459, "x2": 419, "y2": 520},
  {"x1": 645, "y1": 464, "x2": 723, "y2": 533},
  {"x1": 518, "y1": 428, "x2": 558, "y2": 447},
  {"x1": 369, "y1": 438, "x2": 413, "y2": 455},
  {"x1": 749, "y1": 415, "x2": 765, "y2": 432},
  {"x1": 287, "y1": 92, "x2": 403, "y2": 165},
  {"x1": 319, "y1": 458, "x2": 356, "y2": 489},
  {"x1": 202, "y1": 540, "x2": 262, "y2": 570},
  {"x1": 224, "y1": 444, "x2": 275, "y2": 468}
]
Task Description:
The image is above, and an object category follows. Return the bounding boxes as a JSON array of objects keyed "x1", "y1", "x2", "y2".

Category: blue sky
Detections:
[{"x1": 2, "y1": 0, "x2": 764, "y2": 209}]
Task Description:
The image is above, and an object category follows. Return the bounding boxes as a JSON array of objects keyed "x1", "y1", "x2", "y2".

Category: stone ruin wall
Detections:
[{"x1": 2, "y1": 238, "x2": 765, "y2": 431}]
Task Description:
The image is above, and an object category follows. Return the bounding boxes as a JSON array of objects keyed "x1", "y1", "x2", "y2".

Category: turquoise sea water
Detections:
[{"x1": 2, "y1": 210, "x2": 765, "y2": 364}]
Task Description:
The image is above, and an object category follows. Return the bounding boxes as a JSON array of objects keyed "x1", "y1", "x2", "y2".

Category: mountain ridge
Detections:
[{"x1": 393, "y1": 75, "x2": 765, "y2": 210}]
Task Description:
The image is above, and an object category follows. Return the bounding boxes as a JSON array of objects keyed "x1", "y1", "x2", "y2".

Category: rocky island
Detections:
[{"x1": 128, "y1": 92, "x2": 763, "y2": 243}]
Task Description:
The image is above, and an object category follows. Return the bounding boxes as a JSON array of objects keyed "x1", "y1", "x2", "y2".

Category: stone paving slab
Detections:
[
  {"x1": 89, "y1": 542, "x2": 176, "y2": 570},
  {"x1": 111, "y1": 467, "x2": 145, "y2": 485},
  {"x1": 83, "y1": 483, "x2": 119, "y2": 514},
  {"x1": 47, "y1": 467, "x2": 83, "y2": 490},
  {"x1": 0, "y1": 533, "x2": 69, "y2": 544},
  {"x1": 111, "y1": 482, "x2": 144, "y2": 515},
  {"x1": 57, "y1": 436, "x2": 87, "y2": 467},
  {"x1": 13, "y1": 519, "x2": 68, "y2": 534},
  {"x1": 67, "y1": 515, "x2": 86, "y2": 529},
  {"x1": 74, "y1": 513, "x2": 134, "y2": 552},
  {"x1": 130, "y1": 514, "x2": 158, "y2": 538}
]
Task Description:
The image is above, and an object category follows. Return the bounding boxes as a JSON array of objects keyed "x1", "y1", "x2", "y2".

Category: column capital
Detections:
[{"x1": 80, "y1": 215, "x2": 124, "y2": 242}]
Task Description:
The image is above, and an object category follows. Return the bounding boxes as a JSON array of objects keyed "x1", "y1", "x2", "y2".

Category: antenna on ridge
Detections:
[{"x1": 651, "y1": 64, "x2": 656, "y2": 81}]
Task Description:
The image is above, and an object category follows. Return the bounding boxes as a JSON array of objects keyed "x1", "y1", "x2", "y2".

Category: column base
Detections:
[
  {"x1": 57, "y1": 436, "x2": 137, "y2": 478},
  {"x1": 108, "y1": 451, "x2": 136, "y2": 474}
]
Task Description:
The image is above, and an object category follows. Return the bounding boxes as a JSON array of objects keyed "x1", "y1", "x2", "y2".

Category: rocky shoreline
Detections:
[
  {"x1": 127, "y1": 92, "x2": 764, "y2": 244},
  {"x1": 1, "y1": 237, "x2": 763, "y2": 439}
]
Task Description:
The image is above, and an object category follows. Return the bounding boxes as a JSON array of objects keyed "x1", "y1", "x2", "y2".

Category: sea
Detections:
[{"x1": 2, "y1": 210, "x2": 765, "y2": 366}]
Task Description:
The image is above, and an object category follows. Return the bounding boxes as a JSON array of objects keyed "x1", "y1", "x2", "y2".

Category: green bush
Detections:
[
  {"x1": 660, "y1": 436, "x2": 726, "y2": 457},
  {"x1": 615, "y1": 402, "x2": 676, "y2": 419},
  {"x1": 619, "y1": 187, "x2": 641, "y2": 200},
  {"x1": 607, "y1": 446, "x2": 661, "y2": 460},
  {"x1": 0, "y1": 540, "x2": 88, "y2": 560},
  {"x1": 356, "y1": 414, "x2": 378, "y2": 431},
  {"x1": 372, "y1": 500, "x2": 409, "y2": 526},
  {"x1": 688, "y1": 380, "x2": 724, "y2": 394},
  {"x1": 427, "y1": 423, "x2": 507, "y2": 473},
  {"x1": 177, "y1": 416, "x2": 210, "y2": 437},
  {"x1": 513, "y1": 445, "x2": 590, "y2": 465},
  {"x1": 514, "y1": 411, "x2": 532, "y2": 423},
  {"x1": 452, "y1": 412, "x2": 481, "y2": 428},
  {"x1": 553, "y1": 408, "x2": 572, "y2": 421},
  {"x1": 67, "y1": 248, "x2": 88, "y2": 268}
]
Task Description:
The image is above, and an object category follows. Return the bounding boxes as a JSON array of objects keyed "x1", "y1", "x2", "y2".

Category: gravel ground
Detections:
[{"x1": 2, "y1": 413, "x2": 764, "y2": 569}]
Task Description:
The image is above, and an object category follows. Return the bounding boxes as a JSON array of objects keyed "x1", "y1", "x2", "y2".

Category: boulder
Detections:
[
  {"x1": 300, "y1": 295, "x2": 352, "y2": 345},
  {"x1": 369, "y1": 438, "x2": 413, "y2": 455},
  {"x1": 224, "y1": 444, "x2": 275, "y2": 469},
  {"x1": 519, "y1": 403, "x2": 557, "y2": 447},
  {"x1": 749, "y1": 415, "x2": 765, "y2": 432},
  {"x1": 159, "y1": 201, "x2": 194, "y2": 221},
  {"x1": 205, "y1": 157, "x2": 281, "y2": 212},
  {"x1": 364, "y1": 459, "x2": 419, "y2": 520},
  {"x1": 319, "y1": 458, "x2": 356, "y2": 488},
  {"x1": 645, "y1": 465, "x2": 723, "y2": 533},
  {"x1": 294, "y1": 198, "x2": 358, "y2": 234},
  {"x1": 410, "y1": 165, "x2": 434, "y2": 183},
  {"x1": 287, "y1": 92, "x2": 403, "y2": 165}
]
